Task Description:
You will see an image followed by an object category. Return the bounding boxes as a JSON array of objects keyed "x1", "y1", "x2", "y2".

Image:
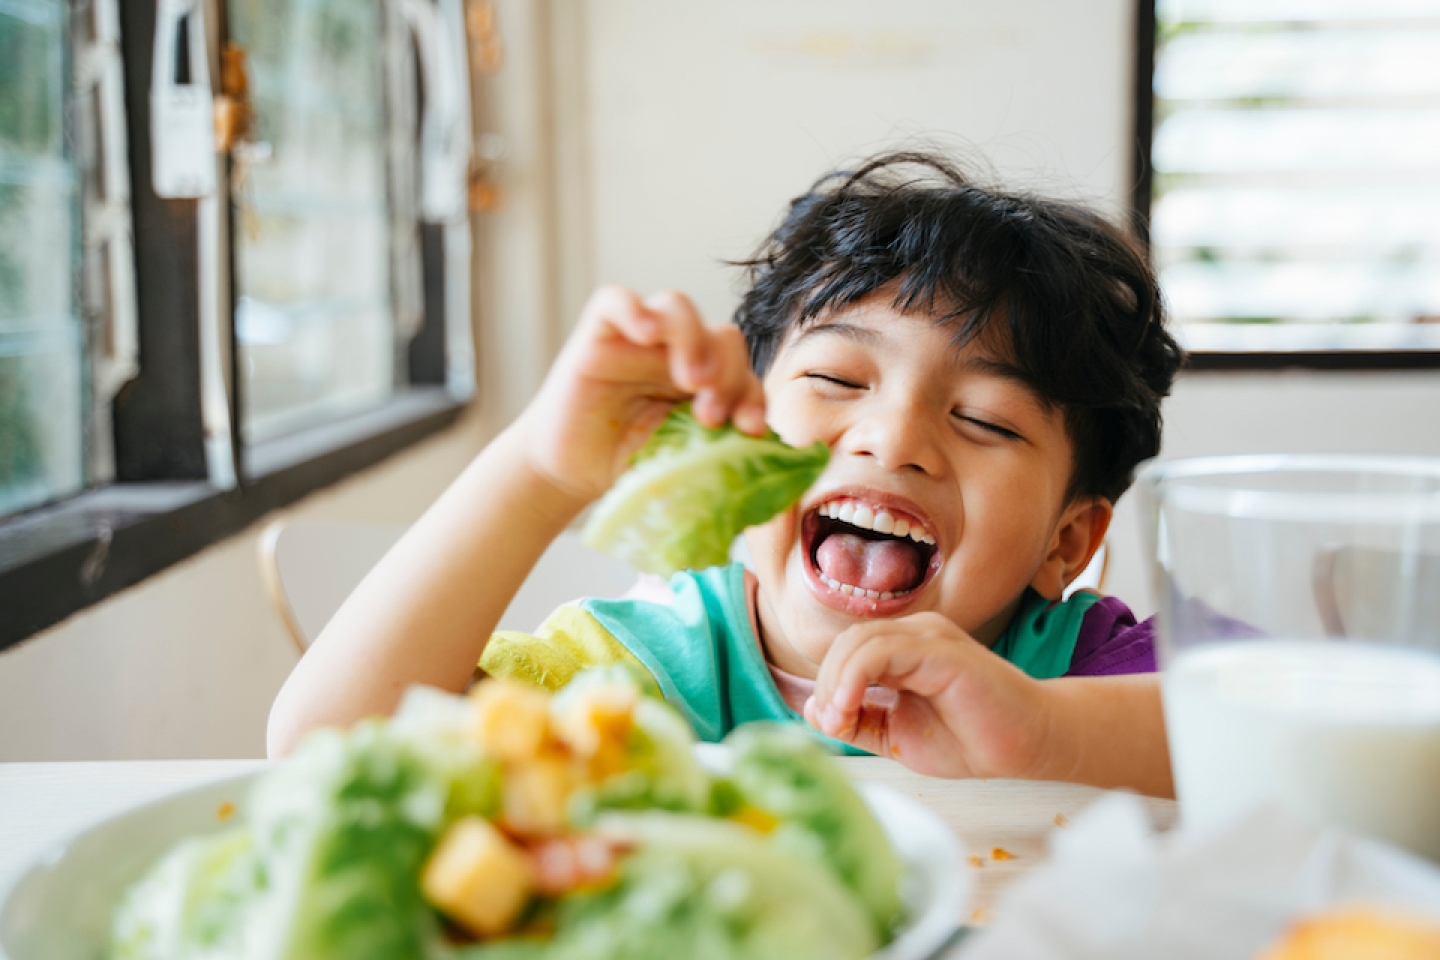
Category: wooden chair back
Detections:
[{"x1": 258, "y1": 519, "x2": 636, "y2": 653}]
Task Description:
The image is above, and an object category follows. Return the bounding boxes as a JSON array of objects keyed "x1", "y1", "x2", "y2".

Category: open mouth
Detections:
[{"x1": 802, "y1": 497, "x2": 941, "y2": 607}]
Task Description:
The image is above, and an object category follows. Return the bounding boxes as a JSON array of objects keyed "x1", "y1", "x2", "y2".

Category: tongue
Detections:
[{"x1": 815, "y1": 532, "x2": 925, "y2": 595}]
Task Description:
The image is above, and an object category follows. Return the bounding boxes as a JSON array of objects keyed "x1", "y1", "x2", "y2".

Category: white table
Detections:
[{"x1": 0, "y1": 757, "x2": 1176, "y2": 924}]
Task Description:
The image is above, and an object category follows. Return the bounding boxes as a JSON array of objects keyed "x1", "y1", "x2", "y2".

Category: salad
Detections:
[{"x1": 109, "y1": 667, "x2": 905, "y2": 960}]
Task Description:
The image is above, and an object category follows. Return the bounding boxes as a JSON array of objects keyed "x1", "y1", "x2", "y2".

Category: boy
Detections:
[{"x1": 269, "y1": 153, "x2": 1184, "y2": 796}]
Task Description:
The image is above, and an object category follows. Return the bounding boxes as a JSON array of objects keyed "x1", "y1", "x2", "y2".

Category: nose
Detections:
[{"x1": 836, "y1": 392, "x2": 948, "y2": 477}]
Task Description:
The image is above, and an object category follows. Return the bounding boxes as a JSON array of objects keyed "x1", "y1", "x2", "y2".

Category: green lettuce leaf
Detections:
[
  {"x1": 726, "y1": 723, "x2": 906, "y2": 939},
  {"x1": 582, "y1": 404, "x2": 828, "y2": 576},
  {"x1": 110, "y1": 712, "x2": 500, "y2": 960},
  {"x1": 109, "y1": 827, "x2": 265, "y2": 960},
  {"x1": 246, "y1": 721, "x2": 497, "y2": 960}
]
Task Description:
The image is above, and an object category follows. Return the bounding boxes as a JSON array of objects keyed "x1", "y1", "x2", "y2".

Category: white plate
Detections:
[{"x1": 1, "y1": 762, "x2": 967, "y2": 960}]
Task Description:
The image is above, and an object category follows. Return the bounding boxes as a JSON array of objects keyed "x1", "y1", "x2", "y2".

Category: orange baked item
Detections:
[{"x1": 1255, "y1": 908, "x2": 1440, "y2": 960}]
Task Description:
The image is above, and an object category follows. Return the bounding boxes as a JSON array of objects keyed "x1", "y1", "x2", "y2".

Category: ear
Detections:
[{"x1": 1030, "y1": 497, "x2": 1113, "y2": 602}]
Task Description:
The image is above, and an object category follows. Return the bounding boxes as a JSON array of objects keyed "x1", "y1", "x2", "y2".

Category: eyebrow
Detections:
[
  {"x1": 792, "y1": 321, "x2": 887, "y2": 348},
  {"x1": 958, "y1": 354, "x2": 1055, "y2": 414},
  {"x1": 959, "y1": 354, "x2": 1029, "y2": 384}
]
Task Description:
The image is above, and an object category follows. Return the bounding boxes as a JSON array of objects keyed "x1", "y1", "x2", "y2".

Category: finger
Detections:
[
  {"x1": 814, "y1": 626, "x2": 970, "y2": 738},
  {"x1": 820, "y1": 634, "x2": 928, "y2": 737},
  {"x1": 804, "y1": 687, "x2": 906, "y2": 751},
  {"x1": 642, "y1": 290, "x2": 714, "y2": 392},
  {"x1": 579, "y1": 285, "x2": 658, "y2": 345},
  {"x1": 819, "y1": 694, "x2": 960, "y2": 774},
  {"x1": 692, "y1": 326, "x2": 766, "y2": 431},
  {"x1": 811, "y1": 619, "x2": 904, "y2": 716}
]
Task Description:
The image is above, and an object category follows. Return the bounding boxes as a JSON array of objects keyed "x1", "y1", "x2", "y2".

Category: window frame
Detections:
[
  {"x1": 0, "y1": 0, "x2": 474, "y2": 651},
  {"x1": 1134, "y1": 0, "x2": 1440, "y2": 372}
]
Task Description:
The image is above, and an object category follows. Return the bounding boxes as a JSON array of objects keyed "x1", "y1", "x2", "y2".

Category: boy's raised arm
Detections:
[{"x1": 266, "y1": 288, "x2": 765, "y2": 757}]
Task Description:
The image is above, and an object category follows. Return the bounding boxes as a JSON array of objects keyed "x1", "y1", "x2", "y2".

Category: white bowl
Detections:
[{"x1": 1, "y1": 767, "x2": 968, "y2": 960}]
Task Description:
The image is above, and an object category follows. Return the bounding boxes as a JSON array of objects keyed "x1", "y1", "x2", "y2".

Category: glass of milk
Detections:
[{"x1": 1138, "y1": 456, "x2": 1440, "y2": 860}]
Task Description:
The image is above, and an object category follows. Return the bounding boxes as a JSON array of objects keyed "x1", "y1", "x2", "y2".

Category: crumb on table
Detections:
[
  {"x1": 967, "y1": 853, "x2": 986, "y2": 868},
  {"x1": 1053, "y1": 813, "x2": 1069, "y2": 827},
  {"x1": 990, "y1": 847, "x2": 1015, "y2": 861}
]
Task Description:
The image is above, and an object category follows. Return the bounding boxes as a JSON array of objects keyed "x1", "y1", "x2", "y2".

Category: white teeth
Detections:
[
  {"x1": 818, "y1": 499, "x2": 935, "y2": 546},
  {"x1": 822, "y1": 575, "x2": 906, "y2": 601}
]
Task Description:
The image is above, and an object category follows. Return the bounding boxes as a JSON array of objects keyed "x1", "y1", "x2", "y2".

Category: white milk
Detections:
[{"x1": 1163, "y1": 640, "x2": 1440, "y2": 860}]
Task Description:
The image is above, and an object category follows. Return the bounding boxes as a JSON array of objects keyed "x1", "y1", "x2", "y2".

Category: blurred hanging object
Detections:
[
  {"x1": 394, "y1": 0, "x2": 473, "y2": 223},
  {"x1": 150, "y1": 0, "x2": 217, "y2": 198},
  {"x1": 213, "y1": 43, "x2": 254, "y2": 154},
  {"x1": 213, "y1": 42, "x2": 267, "y2": 240},
  {"x1": 389, "y1": 0, "x2": 479, "y2": 398},
  {"x1": 466, "y1": 0, "x2": 504, "y2": 76},
  {"x1": 465, "y1": 0, "x2": 505, "y2": 211},
  {"x1": 151, "y1": 0, "x2": 236, "y2": 488}
]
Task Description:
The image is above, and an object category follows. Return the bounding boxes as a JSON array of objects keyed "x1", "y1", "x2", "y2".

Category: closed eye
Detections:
[
  {"x1": 958, "y1": 415, "x2": 1022, "y2": 441},
  {"x1": 804, "y1": 372, "x2": 864, "y2": 390}
]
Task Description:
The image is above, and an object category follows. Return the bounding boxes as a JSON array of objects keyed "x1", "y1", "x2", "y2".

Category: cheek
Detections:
[
  {"x1": 763, "y1": 381, "x2": 832, "y2": 449},
  {"x1": 952, "y1": 472, "x2": 1056, "y2": 581}
]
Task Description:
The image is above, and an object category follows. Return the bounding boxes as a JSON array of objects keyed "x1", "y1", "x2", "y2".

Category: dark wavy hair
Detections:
[{"x1": 733, "y1": 152, "x2": 1184, "y2": 503}]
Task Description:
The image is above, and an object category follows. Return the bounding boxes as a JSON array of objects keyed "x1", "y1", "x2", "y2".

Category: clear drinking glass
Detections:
[{"x1": 1138, "y1": 455, "x2": 1440, "y2": 860}]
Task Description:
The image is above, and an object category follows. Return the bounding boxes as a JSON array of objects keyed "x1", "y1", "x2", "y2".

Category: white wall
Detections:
[{"x1": 573, "y1": 0, "x2": 1134, "y2": 329}]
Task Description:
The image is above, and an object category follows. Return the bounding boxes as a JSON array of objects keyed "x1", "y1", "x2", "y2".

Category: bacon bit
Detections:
[
  {"x1": 514, "y1": 918, "x2": 557, "y2": 941},
  {"x1": 216, "y1": 801, "x2": 236, "y2": 822},
  {"x1": 527, "y1": 836, "x2": 626, "y2": 896},
  {"x1": 437, "y1": 915, "x2": 480, "y2": 946},
  {"x1": 967, "y1": 854, "x2": 986, "y2": 868},
  {"x1": 990, "y1": 847, "x2": 1015, "y2": 861},
  {"x1": 1053, "y1": 813, "x2": 1069, "y2": 827},
  {"x1": 969, "y1": 908, "x2": 991, "y2": 925}
]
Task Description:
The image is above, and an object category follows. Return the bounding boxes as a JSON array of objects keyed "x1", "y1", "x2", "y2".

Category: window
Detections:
[
  {"x1": 0, "y1": 0, "x2": 84, "y2": 516},
  {"x1": 230, "y1": 0, "x2": 397, "y2": 443},
  {"x1": 1144, "y1": 0, "x2": 1440, "y2": 365},
  {"x1": 0, "y1": 0, "x2": 482, "y2": 648}
]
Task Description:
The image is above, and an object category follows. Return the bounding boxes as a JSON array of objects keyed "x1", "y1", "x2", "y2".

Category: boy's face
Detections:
[{"x1": 745, "y1": 294, "x2": 1095, "y2": 676}]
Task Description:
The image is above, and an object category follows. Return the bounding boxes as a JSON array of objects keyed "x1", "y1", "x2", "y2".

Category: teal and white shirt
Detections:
[{"x1": 479, "y1": 563, "x2": 1123, "y2": 750}]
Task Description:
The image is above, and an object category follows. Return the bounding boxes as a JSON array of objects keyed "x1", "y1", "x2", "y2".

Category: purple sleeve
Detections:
[{"x1": 1065, "y1": 596, "x2": 1156, "y2": 676}]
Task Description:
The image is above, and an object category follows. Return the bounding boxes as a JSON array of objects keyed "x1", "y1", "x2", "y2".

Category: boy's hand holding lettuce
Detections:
[
  {"x1": 109, "y1": 668, "x2": 904, "y2": 960},
  {"x1": 582, "y1": 404, "x2": 828, "y2": 576}
]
